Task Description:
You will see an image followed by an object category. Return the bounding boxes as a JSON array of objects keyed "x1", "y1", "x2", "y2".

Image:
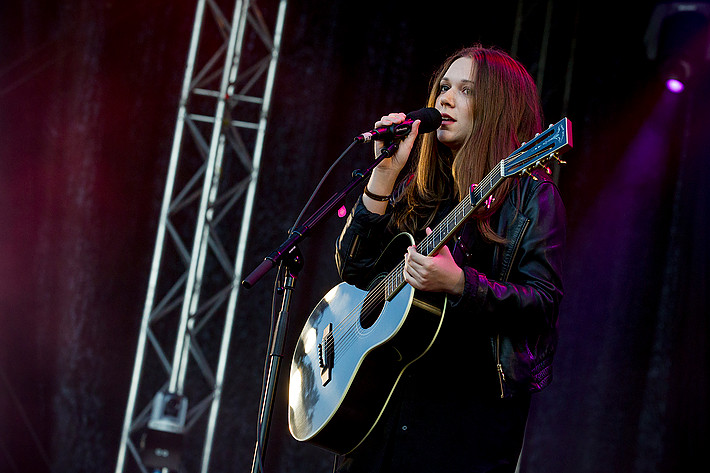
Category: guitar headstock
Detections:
[{"x1": 503, "y1": 117, "x2": 573, "y2": 178}]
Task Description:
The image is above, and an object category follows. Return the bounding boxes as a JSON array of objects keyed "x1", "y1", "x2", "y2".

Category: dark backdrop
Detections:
[{"x1": 1, "y1": 1, "x2": 708, "y2": 472}]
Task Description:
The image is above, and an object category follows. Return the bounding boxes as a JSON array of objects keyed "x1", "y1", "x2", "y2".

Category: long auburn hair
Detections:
[{"x1": 389, "y1": 45, "x2": 543, "y2": 242}]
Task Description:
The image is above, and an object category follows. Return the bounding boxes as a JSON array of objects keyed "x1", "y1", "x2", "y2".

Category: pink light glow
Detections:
[
  {"x1": 666, "y1": 78, "x2": 685, "y2": 93},
  {"x1": 338, "y1": 205, "x2": 347, "y2": 218}
]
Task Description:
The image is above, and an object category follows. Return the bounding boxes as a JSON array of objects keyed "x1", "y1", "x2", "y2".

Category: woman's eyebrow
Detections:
[{"x1": 441, "y1": 77, "x2": 475, "y2": 85}]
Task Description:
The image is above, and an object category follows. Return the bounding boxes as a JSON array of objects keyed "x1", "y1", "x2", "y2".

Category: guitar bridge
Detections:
[{"x1": 318, "y1": 323, "x2": 334, "y2": 386}]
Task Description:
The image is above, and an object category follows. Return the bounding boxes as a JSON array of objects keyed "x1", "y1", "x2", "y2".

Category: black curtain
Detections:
[{"x1": 1, "y1": 1, "x2": 707, "y2": 472}]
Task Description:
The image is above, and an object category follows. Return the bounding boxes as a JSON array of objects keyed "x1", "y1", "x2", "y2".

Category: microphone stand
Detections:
[{"x1": 243, "y1": 140, "x2": 400, "y2": 473}]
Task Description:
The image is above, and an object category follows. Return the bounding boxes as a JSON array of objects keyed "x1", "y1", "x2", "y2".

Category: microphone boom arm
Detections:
[{"x1": 242, "y1": 140, "x2": 400, "y2": 289}]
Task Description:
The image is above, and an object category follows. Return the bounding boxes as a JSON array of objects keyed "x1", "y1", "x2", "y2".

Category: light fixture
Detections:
[
  {"x1": 664, "y1": 58, "x2": 691, "y2": 93},
  {"x1": 140, "y1": 391, "x2": 188, "y2": 472},
  {"x1": 645, "y1": 2, "x2": 710, "y2": 92}
]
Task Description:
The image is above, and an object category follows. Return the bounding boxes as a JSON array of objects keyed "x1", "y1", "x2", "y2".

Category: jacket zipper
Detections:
[
  {"x1": 495, "y1": 217, "x2": 531, "y2": 398},
  {"x1": 496, "y1": 334, "x2": 506, "y2": 398}
]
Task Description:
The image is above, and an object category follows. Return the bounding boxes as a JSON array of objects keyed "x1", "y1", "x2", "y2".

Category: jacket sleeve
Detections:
[
  {"x1": 334, "y1": 196, "x2": 394, "y2": 290},
  {"x1": 450, "y1": 177, "x2": 566, "y2": 336}
]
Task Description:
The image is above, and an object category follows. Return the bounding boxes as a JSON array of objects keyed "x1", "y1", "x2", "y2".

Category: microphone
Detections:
[{"x1": 355, "y1": 107, "x2": 442, "y2": 143}]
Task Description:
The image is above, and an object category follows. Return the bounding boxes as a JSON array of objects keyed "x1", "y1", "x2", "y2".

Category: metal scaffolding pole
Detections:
[{"x1": 115, "y1": 0, "x2": 288, "y2": 472}]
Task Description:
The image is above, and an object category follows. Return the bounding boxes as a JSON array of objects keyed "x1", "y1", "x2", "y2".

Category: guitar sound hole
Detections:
[{"x1": 360, "y1": 290, "x2": 385, "y2": 329}]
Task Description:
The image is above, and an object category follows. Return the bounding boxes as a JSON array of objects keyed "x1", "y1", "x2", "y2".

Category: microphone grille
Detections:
[{"x1": 406, "y1": 107, "x2": 442, "y2": 133}]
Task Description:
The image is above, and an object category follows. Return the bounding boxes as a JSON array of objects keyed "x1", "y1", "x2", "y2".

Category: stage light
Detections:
[
  {"x1": 645, "y1": 2, "x2": 710, "y2": 91},
  {"x1": 140, "y1": 391, "x2": 188, "y2": 472}
]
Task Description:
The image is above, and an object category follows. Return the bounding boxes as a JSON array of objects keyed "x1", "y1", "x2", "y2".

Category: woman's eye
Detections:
[{"x1": 439, "y1": 84, "x2": 450, "y2": 94}]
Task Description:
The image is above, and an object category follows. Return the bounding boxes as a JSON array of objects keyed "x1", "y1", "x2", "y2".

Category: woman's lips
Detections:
[{"x1": 440, "y1": 113, "x2": 455, "y2": 125}]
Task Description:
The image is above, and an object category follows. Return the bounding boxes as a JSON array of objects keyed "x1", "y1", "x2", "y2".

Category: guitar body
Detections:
[{"x1": 288, "y1": 233, "x2": 446, "y2": 454}]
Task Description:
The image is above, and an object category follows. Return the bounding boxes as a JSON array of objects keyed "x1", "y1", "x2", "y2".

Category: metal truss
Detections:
[{"x1": 115, "y1": 0, "x2": 288, "y2": 472}]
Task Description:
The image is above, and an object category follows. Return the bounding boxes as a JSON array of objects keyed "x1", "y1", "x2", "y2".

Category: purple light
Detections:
[
  {"x1": 666, "y1": 78, "x2": 685, "y2": 93},
  {"x1": 337, "y1": 205, "x2": 347, "y2": 218}
]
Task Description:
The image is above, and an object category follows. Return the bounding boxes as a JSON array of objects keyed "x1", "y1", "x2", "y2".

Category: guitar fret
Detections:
[{"x1": 473, "y1": 187, "x2": 482, "y2": 205}]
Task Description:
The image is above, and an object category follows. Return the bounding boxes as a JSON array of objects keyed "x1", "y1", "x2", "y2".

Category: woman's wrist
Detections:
[
  {"x1": 362, "y1": 177, "x2": 394, "y2": 214},
  {"x1": 450, "y1": 268, "x2": 465, "y2": 296},
  {"x1": 368, "y1": 168, "x2": 397, "y2": 192}
]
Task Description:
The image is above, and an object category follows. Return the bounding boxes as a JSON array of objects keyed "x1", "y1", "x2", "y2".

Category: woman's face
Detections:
[{"x1": 435, "y1": 56, "x2": 475, "y2": 152}]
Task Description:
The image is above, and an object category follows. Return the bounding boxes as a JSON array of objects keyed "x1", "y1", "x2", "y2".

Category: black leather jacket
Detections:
[{"x1": 335, "y1": 170, "x2": 566, "y2": 398}]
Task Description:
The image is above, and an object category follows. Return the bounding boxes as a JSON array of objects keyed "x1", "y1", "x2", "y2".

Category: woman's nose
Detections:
[{"x1": 439, "y1": 89, "x2": 454, "y2": 107}]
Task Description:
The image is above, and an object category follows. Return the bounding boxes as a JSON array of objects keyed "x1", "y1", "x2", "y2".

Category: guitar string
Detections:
[
  {"x1": 327, "y1": 197, "x2": 471, "y2": 360},
  {"x1": 310, "y1": 127, "x2": 566, "y2": 372},
  {"x1": 324, "y1": 280, "x2": 387, "y2": 360},
  {"x1": 324, "y1": 144, "x2": 541, "y2": 355},
  {"x1": 323, "y1": 196, "x2": 473, "y2": 360},
  {"x1": 322, "y1": 143, "x2": 554, "y2": 359},
  {"x1": 327, "y1": 200, "x2": 458, "y2": 344},
  {"x1": 340, "y1": 143, "x2": 559, "y2": 340},
  {"x1": 328, "y1": 128, "x2": 566, "y2": 350},
  {"x1": 322, "y1": 164, "x2": 497, "y2": 360}
]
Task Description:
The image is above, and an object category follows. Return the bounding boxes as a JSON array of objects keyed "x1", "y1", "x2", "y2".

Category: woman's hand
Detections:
[
  {"x1": 363, "y1": 112, "x2": 420, "y2": 214},
  {"x1": 403, "y1": 228, "x2": 465, "y2": 296},
  {"x1": 372, "y1": 112, "x2": 420, "y2": 175}
]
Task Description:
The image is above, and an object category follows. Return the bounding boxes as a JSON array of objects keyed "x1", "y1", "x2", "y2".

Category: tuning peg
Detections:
[
  {"x1": 524, "y1": 169, "x2": 539, "y2": 181},
  {"x1": 552, "y1": 153, "x2": 567, "y2": 165}
]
